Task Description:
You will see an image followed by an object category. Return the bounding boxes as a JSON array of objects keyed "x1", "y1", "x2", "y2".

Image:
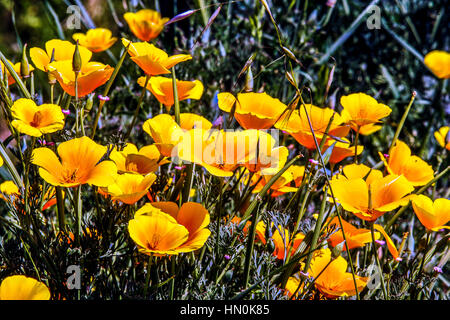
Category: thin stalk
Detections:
[
  {"x1": 169, "y1": 257, "x2": 176, "y2": 300},
  {"x1": 371, "y1": 222, "x2": 388, "y2": 299},
  {"x1": 354, "y1": 126, "x2": 360, "y2": 164},
  {"x1": 171, "y1": 68, "x2": 180, "y2": 125},
  {"x1": 143, "y1": 255, "x2": 153, "y2": 298},
  {"x1": 388, "y1": 92, "x2": 416, "y2": 154},
  {"x1": 0, "y1": 141, "x2": 24, "y2": 189},
  {"x1": 302, "y1": 186, "x2": 328, "y2": 273},
  {"x1": 125, "y1": 75, "x2": 149, "y2": 139},
  {"x1": 75, "y1": 185, "x2": 82, "y2": 246},
  {"x1": 55, "y1": 186, "x2": 66, "y2": 232}
]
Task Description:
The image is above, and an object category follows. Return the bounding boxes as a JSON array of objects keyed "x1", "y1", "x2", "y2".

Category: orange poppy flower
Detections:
[
  {"x1": 322, "y1": 138, "x2": 363, "y2": 164},
  {"x1": 129, "y1": 202, "x2": 211, "y2": 256},
  {"x1": 72, "y1": 28, "x2": 118, "y2": 53},
  {"x1": 434, "y1": 126, "x2": 450, "y2": 150},
  {"x1": 48, "y1": 60, "x2": 114, "y2": 97},
  {"x1": 10, "y1": 98, "x2": 65, "y2": 137},
  {"x1": 424, "y1": 50, "x2": 450, "y2": 79},
  {"x1": 330, "y1": 174, "x2": 414, "y2": 222},
  {"x1": 340, "y1": 93, "x2": 391, "y2": 135},
  {"x1": 31, "y1": 136, "x2": 118, "y2": 188},
  {"x1": 99, "y1": 173, "x2": 156, "y2": 204},
  {"x1": 122, "y1": 38, "x2": 191, "y2": 76},
  {"x1": 258, "y1": 222, "x2": 305, "y2": 260},
  {"x1": 250, "y1": 165, "x2": 304, "y2": 197},
  {"x1": 30, "y1": 39, "x2": 92, "y2": 72},
  {"x1": 412, "y1": 195, "x2": 450, "y2": 231},
  {"x1": 379, "y1": 140, "x2": 434, "y2": 187},
  {"x1": 306, "y1": 248, "x2": 368, "y2": 298},
  {"x1": 276, "y1": 104, "x2": 349, "y2": 150},
  {"x1": 0, "y1": 275, "x2": 50, "y2": 300},
  {"x1": 123, "y1": 9, "x2": 169, "y2": 42},
  {"x1": 138, "y1": 76, "x2": 203, "y2": 110},
  {"x1": 327, "y1": 217, "x2": 378, "y2": 250},
  {"x1": 109, "y1": 143, "x2": 166, "y2": 175},
  {"x1": 218, "y1": 92, "x2": 288, "y2": 130}
]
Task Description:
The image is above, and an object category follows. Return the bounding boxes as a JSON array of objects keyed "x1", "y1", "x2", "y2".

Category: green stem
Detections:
[
  {"x1": 55, "y1": 186, "x2": 66, "y2": 232},
  {"x1": 388, "y1": 92, "x2": 416, "y2": 154},
  {"x1": 143, "y1": 255, "x2": 153, "y2": 298},
  {"x1": 171, "y1": 68, "x2": 180, "y2": 125},
  {"x1": 371, "y1": 222, "x2": 388, "y2": 299}
]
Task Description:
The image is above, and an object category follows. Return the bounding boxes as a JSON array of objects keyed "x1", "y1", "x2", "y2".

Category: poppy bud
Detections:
[
  {"x1": 243, "y1": 67, "x2": 253, "y2": 92},
  {"x1": 85, "y1": 94, "x2": 94, "y2": 112},
  {"x1": 20, "y1": 44, "x2": 31, "y2": 78},
  {"x1": 331, "y1": 241, "x2": 345, "y2": 259},
  {"x1": 224, "y1": 269, "x2": 233, "y2": 283},
  {"x1": 72, "y1": 40, "x2": 82, "y2": 74},
  {"x1": 48, "y1": 48, "x2": 56, "y2": 84}
]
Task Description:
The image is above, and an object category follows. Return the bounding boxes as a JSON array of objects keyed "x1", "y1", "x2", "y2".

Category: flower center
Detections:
[{"x1": 30, "y1": 111, "x2": 42, "y2": 128}]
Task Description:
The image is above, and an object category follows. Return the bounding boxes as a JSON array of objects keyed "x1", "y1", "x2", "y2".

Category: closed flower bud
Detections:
[
  {"x1": 331, "y1": 241, "x2": 345, "y2": 259},
  {"x1": 20, "y1": 44, "x2": 31, "y2": 78},
  {"x1": 72, "y1": 40, "x2": 82, "y2": 73},
  {"x1": 85, "y1": 94, "x2": 94, "y2": 112},
  {"x1": 224, "y1": 269, "x2": 233, "y2": 282}
]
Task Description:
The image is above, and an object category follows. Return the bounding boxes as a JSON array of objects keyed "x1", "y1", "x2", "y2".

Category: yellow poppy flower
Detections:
[
  {"x1": 0, "y1": 181, "x2": 19, "y2": 195},
  {"x1": 30, "y1": 39, "x2": 92, "y2": 72},
  {"x1": 412, "y1": 195, "x2": 450, "y2": 231},
  {"x1": 1, "y1": 59, "x2": 34, "y2": 85},
  {"x1": 379, "y1": 140, "x2": 434, "y2": 187},
  {"x1": 327, "y1": 217, "x2": 378, "y2": 250},
  {"x1": 143, "y1": 114, "x2": 184, "y2": 157},
  {"x1": 218, "y1": 92, "x2": 288, "y2": 130},
  {"x1": 176, "y1": 128, "x2": 240, "y2": 177},
  {"x1": 330, "y1": 174, "x2": 414, "y2": 222},
  {"x1": 434, "y1": 126, "x2": 450, "y2": 150},
  {"x1": 276, "y1": 104, "x2": 350, "y2": 150},
  {"x1": 10, "y1": 98, "x2": 64, "y2": 137},
  {"x1": 72, "y1": 28, "x2": 118, "y2": 53},
  {"x1": 110, "y1": 143, "x2": 166, "y2": 175},
  {"x1": 176, "y1": 129, "x2": 288, "y2": 177},
  {"x1": 32, "y1": 136, "x2": 118, "y2": 188},
  {"x1": 306, "y1": 248, "x2": 368, "y2": 298},
  {"x1": 179, "y1": 113, "x2": 212, "y2": 131},
  {"x1": 340, "y1": 93, "x2": 391, "y2": 134},
  {"x1": 123, "y1": 9, "x2": 169, "y2": 42},
  {"x1": 424, "y1": 50, "x2": 450, "y2": 79},
  {"x1": 129, "y1": 202, "x2": 211, "y2": 256},
  {"x1": 138, "y1": 76, "x2": 203, "y2": 110},
  {"x1": 250, "y1": 165, "x2": 301, "y2": 197},
  {"x1": 331, "y1": 163, "x2": 383, "y2": 185},
  {"x1": 0, "y1": 275, "x2": 50, "y2": 300},
  {"x1": 99, "y1": 173, "x2": 156, "y2": 204},
  {"x1": 122, "y1": 38, "x2": 191, "y2": 76},
  {"x1": 48, "y1": 60, "x2": 114, "y2": 97}
]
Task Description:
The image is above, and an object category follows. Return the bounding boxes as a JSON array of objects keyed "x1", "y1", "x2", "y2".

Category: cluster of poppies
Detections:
[{"x1": 0, "y1": 8, "x2": 449, "y2": 300}]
